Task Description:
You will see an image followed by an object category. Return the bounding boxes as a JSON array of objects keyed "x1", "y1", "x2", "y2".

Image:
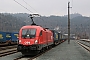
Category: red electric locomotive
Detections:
[{"x1": 17, "y1": 25, "x2": 53, "y2": 55}]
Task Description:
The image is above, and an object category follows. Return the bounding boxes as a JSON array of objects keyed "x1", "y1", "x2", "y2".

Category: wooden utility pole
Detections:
[{"x1": 68, "y1": 2, "x2": 71, "y2": 44}]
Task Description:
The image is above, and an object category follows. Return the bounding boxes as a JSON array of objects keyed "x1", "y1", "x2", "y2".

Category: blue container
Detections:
[
  {"x1": 0, "y1": 31, "x2": 6, "y2": 42},
  {"x1": 11, "y1": 32, "x2": 18, "y2": 42},
  {"x1": 51, "y1": 30, "x2": 59, "y2": 41},
  {"x1": 58, "y1": 33, "x2": 62, "y2": 40},
  {"x1": 6, "y1": 32, "x2": 12, "y2": 41}
]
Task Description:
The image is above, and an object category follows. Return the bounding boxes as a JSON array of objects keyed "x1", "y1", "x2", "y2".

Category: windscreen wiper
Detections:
[{"x1": 23, "y1": 30, "x2": 29, "y2": 38}]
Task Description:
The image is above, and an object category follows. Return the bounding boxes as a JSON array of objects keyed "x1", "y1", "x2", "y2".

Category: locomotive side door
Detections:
[
  {"x1": 46, "y1": 32, "x2": 48, "y2": 46},
  {"x1": 42, "y1": 30, "x2": 48, "y2": 46},
  {"x1": 39, "y1": 30, "x2": 43, "y2": 44}
]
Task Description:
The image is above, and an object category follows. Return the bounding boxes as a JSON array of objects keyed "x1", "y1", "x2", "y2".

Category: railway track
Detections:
[
  {"x1": 0, "y1": 43, "x2": 17, "y2": 47},
  {"x1": 0, "y1": 48, "x2": 17, "y2": 57},
  {"x1": 77, "y1": 41, "x2": 90, "y2": 52},
  {"x1": 0, "y1": 45, "x2": 17, "y2": 51}
]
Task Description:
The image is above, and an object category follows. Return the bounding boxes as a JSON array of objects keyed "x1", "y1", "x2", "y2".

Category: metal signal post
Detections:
[{"x1": 68, "y1": 2, "x2": 72, "y2": 44}]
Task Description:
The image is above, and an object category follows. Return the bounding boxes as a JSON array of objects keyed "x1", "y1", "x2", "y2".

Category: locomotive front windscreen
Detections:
[{"x1": 22, "y1": 29, "x2": 36, "y2": 38}]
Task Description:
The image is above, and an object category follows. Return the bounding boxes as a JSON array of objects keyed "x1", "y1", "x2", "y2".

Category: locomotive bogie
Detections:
[{"x1": 17, "y1": 44, "x2": 43, "y2": 51}]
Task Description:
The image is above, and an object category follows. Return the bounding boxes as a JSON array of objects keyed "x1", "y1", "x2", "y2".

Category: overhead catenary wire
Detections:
[
  {"x1": 13, "y1": 0, "x2": 33, "y2": 13},
  {"x1": 22, "y1": 0, "x2": 38, "y2": 13}
]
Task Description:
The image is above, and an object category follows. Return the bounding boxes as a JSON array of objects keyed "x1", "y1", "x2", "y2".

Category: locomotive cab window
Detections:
[
  {"x1": 39, "y1": 30, "x2": 42, "y2": 36},
  {"x1": 22, "y1": 29, "x2": 36, "y2": 38}
]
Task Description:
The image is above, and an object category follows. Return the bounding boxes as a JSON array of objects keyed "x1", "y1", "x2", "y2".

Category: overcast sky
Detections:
[{"x1": 0, "y1": 0, "x2": 90, "y2": 16}]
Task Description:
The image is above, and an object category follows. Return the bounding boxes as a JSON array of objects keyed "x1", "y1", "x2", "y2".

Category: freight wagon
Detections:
[
  {"x1": 58, "y1": 32, "x2": 62, "y2": 42},
  {"x1": 61, "y1": 34, "x2": 68, "y2": 41},
  {"x1": 51, "y1": 30, "x2": 60, "y2": 45},
  {"x1": 0, "y1": 31, "x2": 18, "y2": 45}
]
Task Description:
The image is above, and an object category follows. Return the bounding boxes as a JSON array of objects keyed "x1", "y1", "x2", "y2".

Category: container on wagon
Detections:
[
  {"x1": 6, "y1": 32, "x2": 12, "y2": 41},
  {"x1": 0, "y1": 31, "x2": 6, "y2": 42},
  {"x1": 11, "y1": 32, "x2": 19, "y2": 42}
]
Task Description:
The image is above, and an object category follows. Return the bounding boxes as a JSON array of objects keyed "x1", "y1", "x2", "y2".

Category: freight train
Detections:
[
  {"x1": 0, "y1": 31, "x2": 19, "y2": 45},
  {"x1": 17, "y1": 14, "x2": 67, "y2": 55},
  {"x1": 17, "y1": 25, "x2": 67, "y2": 55}
]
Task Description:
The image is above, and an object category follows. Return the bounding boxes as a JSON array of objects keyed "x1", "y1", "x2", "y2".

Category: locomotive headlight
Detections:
[
  {"x1": 19, "y1": 40, "x2": 21, "y2": 43},
  {"x1": 35, "y1": 40, "x2": 38, "y2": 44}
]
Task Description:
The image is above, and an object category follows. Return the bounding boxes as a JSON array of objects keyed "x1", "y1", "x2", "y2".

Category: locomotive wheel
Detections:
[
  {"x1": 54, "y1": 42, "x2": 57, "y2": 45},
  {"x1": 40, "y1": 48, "x2": 45, "y2": 52}
]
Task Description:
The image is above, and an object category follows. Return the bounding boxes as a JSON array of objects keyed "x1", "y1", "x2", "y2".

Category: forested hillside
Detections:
[
  {"x1": 0, "y1": 13, "x2": 26, "y2": 32},
  {"x1": 0, "y1": 13, "x2": 90, "y2": 38}
]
